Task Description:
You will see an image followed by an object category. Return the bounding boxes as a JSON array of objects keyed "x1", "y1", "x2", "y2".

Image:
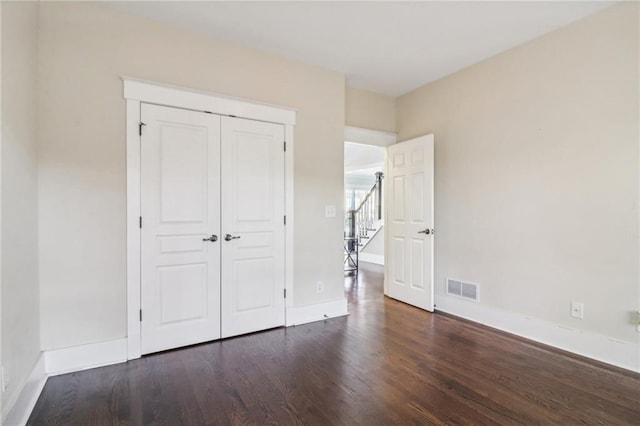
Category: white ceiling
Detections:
[{"x1": 109, "y1": 1, "x2": 615, "y2": 96}]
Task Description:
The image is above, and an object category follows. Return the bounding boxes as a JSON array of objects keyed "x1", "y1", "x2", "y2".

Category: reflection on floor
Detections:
[{"x1": 344, "y1": 260, "x2": 384, "y2": 304}]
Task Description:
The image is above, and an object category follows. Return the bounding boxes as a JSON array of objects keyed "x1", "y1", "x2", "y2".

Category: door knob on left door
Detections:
[
  {"x1": 202, "y1": 234, "x2": 218, "y2": 242},
  {"x1": 224, "y1": 234, "x2": 240, "y2": 241}
]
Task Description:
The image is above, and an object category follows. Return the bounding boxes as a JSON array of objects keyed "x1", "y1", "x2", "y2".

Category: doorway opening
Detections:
[
  {"x1": 342, "y1": 127, "x2": 435, "y2": 312},
  {"x1": 342, "y1": 126, "x2": 397, "y2": 302},
  {"x1": 344, "y1": 142, "x2": 385, "y2": 273}
]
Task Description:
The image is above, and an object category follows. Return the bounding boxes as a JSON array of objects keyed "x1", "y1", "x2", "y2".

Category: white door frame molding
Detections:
[
  {"x1": 344, "y1": 125, "x2": 397, "y2": 148},
  {"x1": 123, "y1": 76, "x2": 296, "y2": 360}
]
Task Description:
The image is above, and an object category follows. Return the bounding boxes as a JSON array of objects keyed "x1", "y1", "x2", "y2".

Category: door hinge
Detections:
[
  {"x1": 284, "y1": 215, "x2": 286, "y2": 225},
  {"x1": 139, "y1": 309, "x2": 142, "y2": 321},
  {"x1": 284, "y1": 141, "x2": 286, "y2": 152},
  {"x1": 139, "y1": 216, "x2": 142, "y2": 229},
  {"x1": 138, "y1": 122, "x2": 146, "y2": 136},
  {"x1": 284, "y1": 289, "x2": 287, "y2": 299}
]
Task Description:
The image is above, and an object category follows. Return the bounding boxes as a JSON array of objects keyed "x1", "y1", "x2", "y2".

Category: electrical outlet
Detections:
[
  {"x1": 570, "y1": 301, "x2": 584, "y2": 319},
  {"x1": 316, "y1": 280, "x2": 324, "y2": 294}
]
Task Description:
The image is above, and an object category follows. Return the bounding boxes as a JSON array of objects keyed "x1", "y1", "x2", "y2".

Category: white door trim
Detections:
[
  {"x1": 344, "y1": 125, "x2": 397, "y2": 147},
  {"x1": 123, "y1": 77, "x2": 296, "y2": 360},
  {"x1": 122, "y1": 76, "x2": 296, "y2": 125}
]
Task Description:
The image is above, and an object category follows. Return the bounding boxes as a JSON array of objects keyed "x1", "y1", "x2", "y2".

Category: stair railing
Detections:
[{"x1": 354, "y1": 172, "x2": 383, "y2": 239}]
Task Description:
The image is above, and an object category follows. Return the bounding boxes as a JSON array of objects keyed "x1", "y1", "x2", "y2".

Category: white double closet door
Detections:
[{"x1": 140, "y1": 103, "x2": 285, "y2": 355}]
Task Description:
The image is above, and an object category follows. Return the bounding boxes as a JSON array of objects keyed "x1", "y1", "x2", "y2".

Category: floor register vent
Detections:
[{"x1": 446, "y1": 279, "x2": 479, "y2": 302}]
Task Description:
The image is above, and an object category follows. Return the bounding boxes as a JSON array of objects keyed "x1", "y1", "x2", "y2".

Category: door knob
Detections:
[
  {"x1": 418, "y1": 228, "x2": 434, "y2": 235},
  {"x1": 224, "y1": 234, "x2": 240, "y2": 241},
  {"x1": 202, "y1": 234, "x2": 218, "y2": 242}
]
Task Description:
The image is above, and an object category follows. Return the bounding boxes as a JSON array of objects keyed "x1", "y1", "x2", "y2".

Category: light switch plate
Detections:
[{"x1": 325, "y1": 205, "x2": 336, "y2": 218}]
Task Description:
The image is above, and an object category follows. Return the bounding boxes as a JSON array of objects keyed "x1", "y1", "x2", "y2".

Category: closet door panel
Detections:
[
  {"x1": 140, "y1": 104, "x2": 221, "y2": 354},
  {"x1": 221, "y1": 116, "x2": 286, "y2": 338}
]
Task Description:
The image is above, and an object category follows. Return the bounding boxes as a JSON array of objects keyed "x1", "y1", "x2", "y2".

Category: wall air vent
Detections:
[{"x1": 446, "y1": 278, "x2": 479, "y2": 302}]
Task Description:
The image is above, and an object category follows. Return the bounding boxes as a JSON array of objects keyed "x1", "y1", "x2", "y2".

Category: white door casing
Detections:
[
  {"x1": 124, "y1": 77, "x2": 296, "y2": 360},
  {"x1": 221, "y1": 117, "x2": 286, "y2": 338},
  {"x1": 140, "y1": 104, "x2": 222, "y2": 354},
  {"x1": 385, "y1": 134, "x2": 435, "y2": 311}
]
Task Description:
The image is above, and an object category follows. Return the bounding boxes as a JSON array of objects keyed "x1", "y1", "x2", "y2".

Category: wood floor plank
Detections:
[{"x1": 28, "y1": 263, "x2": 640, "y2": 425}]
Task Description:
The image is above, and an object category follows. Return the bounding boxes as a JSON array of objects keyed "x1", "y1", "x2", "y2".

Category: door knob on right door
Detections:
[
  {"x1": 224, "y1": 234, "x2": 241, "y2": 241},
  {"x1": 418, "y1": 228, "x2": 434, "y2": 235}
]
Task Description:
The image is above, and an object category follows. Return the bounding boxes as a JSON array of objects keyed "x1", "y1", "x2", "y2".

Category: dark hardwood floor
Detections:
[{"x1": 29, "y1": 262, "x2": 640, "y2": 425}]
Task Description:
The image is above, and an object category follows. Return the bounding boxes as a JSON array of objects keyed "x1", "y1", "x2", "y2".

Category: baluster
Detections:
[{"x1": 352, "y1": 176, "x2": 383, "y2": 243}]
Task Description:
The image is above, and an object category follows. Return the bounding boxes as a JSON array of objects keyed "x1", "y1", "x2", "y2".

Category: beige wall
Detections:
[
  {"x1": 397, "y1": 3, "x2": 639, "y2": 343},
  {"x1": 38, "y1": 2, "x2": 345, "y2": 350},
  {"x1": 1, "y1": 1, "x2": 41, "y2": 416},
  {"x1": 13, "y1": 0, "x2": 636, "y2": 364},
  {"x1": 346, "y1": 87, "x2": 396, "y2": 133}
]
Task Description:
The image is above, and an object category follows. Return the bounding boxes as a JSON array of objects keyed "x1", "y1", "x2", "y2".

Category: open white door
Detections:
[
  {"x1": 221, "y1": 116, "x2": 286, "y2": 338},
  {"x1": 141, "y1": 104, "x2": 221, "y2": 354},
  {"x1": 385, "y1": 134, "x2": 434, "y2": 311}
]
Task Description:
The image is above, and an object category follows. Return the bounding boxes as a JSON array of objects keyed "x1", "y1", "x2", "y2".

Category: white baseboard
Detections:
[
  {"x1": 7, "y1": 297, "x2": 635, "y2": 425},
  {"x1": 359, "y1": 253, "x2": 384, "y2": 265},
  {"x1": 127, "y1": 332, "x2": 142, "y2": 361},
  {"x1": 45, "y1": 338, "x2": 128, "y2": 376},
  {"x1": 435, "y1": 295, "x2": 640, "y2": 373},
  {"x1": 3, "y1": 353, "x2": 47, "y2": 426},
  {"x1": 4, "y1": 304, "x2": 359, "y2": 424},
  {"x1": 286, "y1": 298, "x2": 349, "y2": 326}
]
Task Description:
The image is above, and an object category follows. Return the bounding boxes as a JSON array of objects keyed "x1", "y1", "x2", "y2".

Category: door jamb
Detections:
[{"x1": 124, "y1": 76, "x2": 296, "y2": 360}]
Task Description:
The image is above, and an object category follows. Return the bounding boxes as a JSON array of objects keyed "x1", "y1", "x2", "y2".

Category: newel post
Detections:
[{"x1": 375, "y1": 172, "x2": 383, "y2": 220}]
